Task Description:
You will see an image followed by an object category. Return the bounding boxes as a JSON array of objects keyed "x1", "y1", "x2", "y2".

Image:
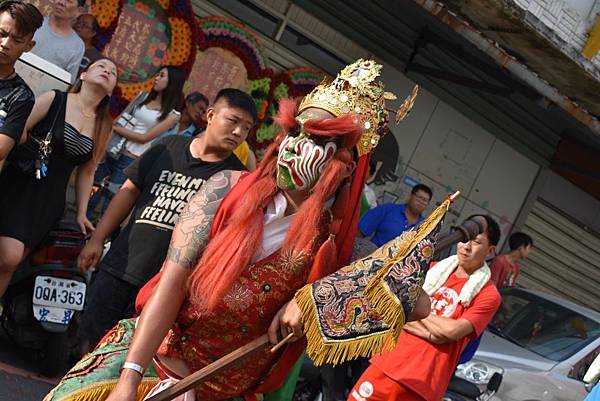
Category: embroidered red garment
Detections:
[
  {"x1": 135, "y1": 156, "x2": 368, "y2": 396},
  {"x1": 136, "y1": 155, "x2": 370, "y2": 393},
  {"x1": 135, "y1": 171, "x2": 320, "y2": 397},
  {"x1": 157, "y1": 249, "x2": 311, "y2": 399}
]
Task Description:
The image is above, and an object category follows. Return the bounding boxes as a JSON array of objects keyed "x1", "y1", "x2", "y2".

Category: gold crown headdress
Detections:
[{"x1": 299, "y1": 59, "x2": 419, "y2": 156}]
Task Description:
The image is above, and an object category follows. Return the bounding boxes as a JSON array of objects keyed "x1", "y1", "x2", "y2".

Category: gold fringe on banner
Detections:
[
  {"x1": 295, "y1": 198, "x2": 451, "y2": 367},
  {"x1": 50, "y1": 379, "x2": 158, "y2": 401},
  {"x1": 364, "y1": 199, "x2": 451, "y2": 335},
  {"x1": 295, "y1": 285, "x2": 396, "y2": 367}
]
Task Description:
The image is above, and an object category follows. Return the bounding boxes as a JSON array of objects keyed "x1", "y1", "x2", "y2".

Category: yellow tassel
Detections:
[
  {"x1": 364, "y1": 199, "x2": 451, "y2": 333},
  {"x1": 295, "y1": 199, "x2": 451, "y2": 367},
  {"x1": 362, "y1": 280, "x2": 406, "y2": 344},
  {"x1": 50, "y1": 378, "x2": 158, "y2": 401},
  {"x1": 295, "y1": 284, "x2": 395, "y2": 367}
]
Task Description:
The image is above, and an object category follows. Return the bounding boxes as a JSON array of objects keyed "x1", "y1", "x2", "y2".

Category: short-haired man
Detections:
[
  {"x1": 359, "y1": 183, "x2": 433, "y2": 246},
  {"x1": 31, "y1": 0, "x2": 85, "y2": 82},
  {"x1": 0, "y1": 0, "x2": 43, "y2": 164},
  {"x1": 349, "y1": 215, "x2": 502, "y2": 401},
  {"x1": 76, "y1": 88, "x2": 256, "y2": 353},
  {"x1": 73, "y1": 13, "x2": 103, "y2": 74},
  {"x1": 490, "y1": 231, "x2": 533, "y2": 288}
]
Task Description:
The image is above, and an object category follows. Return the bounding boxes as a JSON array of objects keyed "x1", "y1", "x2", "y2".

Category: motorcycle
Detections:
[
  {"x1": 0, "y1": 220, "x2": 87, "y2": 377},
  {"x1": 443, "y1": 372, "x2": 503, "y2": 401}
]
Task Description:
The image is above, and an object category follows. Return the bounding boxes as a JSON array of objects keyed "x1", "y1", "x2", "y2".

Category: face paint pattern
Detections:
[{"x1": 277, "y1": 133, "x2": 337, "y2": 190}]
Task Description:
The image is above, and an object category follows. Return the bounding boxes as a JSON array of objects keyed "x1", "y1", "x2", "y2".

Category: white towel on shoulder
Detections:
[{"x1": 422, "y1": 255, "x2": 491, "y2": 307}]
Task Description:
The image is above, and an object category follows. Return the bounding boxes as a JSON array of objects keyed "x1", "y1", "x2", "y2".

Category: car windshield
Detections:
[{"x1": 489, "y1": 289, "x2": 600, "y2": 361}]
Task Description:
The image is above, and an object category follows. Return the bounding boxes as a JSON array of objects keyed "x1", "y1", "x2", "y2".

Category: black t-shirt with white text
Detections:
[
  {"x1": 101, "y1": 135, "x2": 246, "y2": 287},
  {"x1": 0, "y1": 74, "x2": 35, "y2": 144}
]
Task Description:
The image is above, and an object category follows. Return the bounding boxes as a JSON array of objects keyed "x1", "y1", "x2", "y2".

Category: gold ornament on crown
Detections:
[{"x1": 299, "y1": 59, "x2": 419, "y2": 156}]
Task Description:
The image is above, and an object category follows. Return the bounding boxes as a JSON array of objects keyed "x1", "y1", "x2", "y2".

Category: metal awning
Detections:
[{"x1": 294, "y1": 0, "x2": 600, "y2": 167}]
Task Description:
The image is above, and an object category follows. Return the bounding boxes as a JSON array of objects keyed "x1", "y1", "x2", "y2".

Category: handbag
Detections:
[
  {"x1": 106, "y1": 92, "x2": 148, "y2": 159},
  {"x1": 8, "y1": 91, "x2": 64, "y2": 179}
]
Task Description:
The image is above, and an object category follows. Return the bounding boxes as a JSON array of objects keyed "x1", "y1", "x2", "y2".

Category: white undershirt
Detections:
[
  {"x1": 252, "y1": 192, "x2": 294, "y2": 262},
  {"x1": 251, "y1": 192, "x2": 335, "y2": 263}
]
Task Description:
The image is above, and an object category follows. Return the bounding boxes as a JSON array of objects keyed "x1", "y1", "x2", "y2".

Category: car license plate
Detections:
[{"x1": 33, "y1": 276, "x2": 86, "y2": 311}]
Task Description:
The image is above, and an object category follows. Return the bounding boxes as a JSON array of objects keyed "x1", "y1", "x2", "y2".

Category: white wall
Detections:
[
  {"x1": 373, "y1": 61, "x2": 540, "y2": 247},
  {"x1": 192, "y1": 0, "x2": 545, "y2": 247}
]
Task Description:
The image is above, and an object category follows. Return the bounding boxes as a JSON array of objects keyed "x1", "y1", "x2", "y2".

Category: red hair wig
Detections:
[
  {"x1": 188, "y1": 99, "x2": 363, "y2": 311},
  {"x1": 274, "y1": 99, "x2": 363, "y2": 148}
]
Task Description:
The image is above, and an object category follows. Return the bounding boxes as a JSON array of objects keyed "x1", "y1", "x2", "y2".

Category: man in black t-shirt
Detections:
[
  {"x1": 0, "y1": 2, "x2": 43, "y2": 165},
  {"x1": 77, "y1": 88, "x2": 257, "y2": 352}
]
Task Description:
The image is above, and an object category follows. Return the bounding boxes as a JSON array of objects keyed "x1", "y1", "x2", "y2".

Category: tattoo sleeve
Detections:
[{"x1": 165, "y1": 170, "x2": 237, "y2": 269}]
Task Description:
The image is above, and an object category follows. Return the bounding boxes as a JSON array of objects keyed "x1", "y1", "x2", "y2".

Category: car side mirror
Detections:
[{"x1": 487, "y1": 372, "x2": 503, "y2": 392}]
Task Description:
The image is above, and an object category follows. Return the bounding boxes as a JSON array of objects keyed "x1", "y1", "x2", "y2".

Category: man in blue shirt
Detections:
[{"x1": 359, "y1": 184, "x2": 432, "y2": 246}]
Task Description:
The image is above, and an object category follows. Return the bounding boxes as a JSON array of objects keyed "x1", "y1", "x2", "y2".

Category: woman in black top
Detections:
[{"x1": 0, "y1": 58, "x2": 118, "y2": 297}]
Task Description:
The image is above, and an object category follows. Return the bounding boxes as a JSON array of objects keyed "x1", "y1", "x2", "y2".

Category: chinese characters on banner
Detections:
[
  {"x1": 186, "y1": 47, "x2": 247, "y2": 103},
  {"x1": 103, "y1": 2, "x2": 166, "y2": 82}
]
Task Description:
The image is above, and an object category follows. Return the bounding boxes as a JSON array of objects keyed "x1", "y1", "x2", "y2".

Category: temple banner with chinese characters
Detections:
[
  {"x1": 191, "y1": 16, "x2": 327, "y2": 155},
  {"x1": 90, "y1": 0, "x2": 198, "y2": 111},
  {"x1": 25, "y1": 2, "x2": 327, "y2": 153},
  {"x1": 185, "y1": 47, "x2": 248, "y2": 108},
  {"x1": 29, "y1": 0, "x2": 199, "y2": 111}
]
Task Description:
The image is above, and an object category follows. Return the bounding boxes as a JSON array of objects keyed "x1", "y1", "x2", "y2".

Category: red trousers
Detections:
[{"x1": 347, "y1": 365, "x2": 426, "y2": 401}]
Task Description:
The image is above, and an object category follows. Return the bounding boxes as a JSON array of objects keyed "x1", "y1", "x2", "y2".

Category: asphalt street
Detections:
[
  {"x1": 0, "y1": 369, "x2": 54, "y2": 401},
  {"x1": 0, "y1": 331, "x2": 61, "y2": 401}
]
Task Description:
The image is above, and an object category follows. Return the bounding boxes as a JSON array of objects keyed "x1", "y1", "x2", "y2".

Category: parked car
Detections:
[{"x1": 454, "y1": 287, "x2": 600, "y2": 401}]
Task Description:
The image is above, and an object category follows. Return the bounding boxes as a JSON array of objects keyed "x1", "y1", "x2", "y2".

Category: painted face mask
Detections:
[{"x1": 276, "y1": 131, "x2": 338, "y2": 191}]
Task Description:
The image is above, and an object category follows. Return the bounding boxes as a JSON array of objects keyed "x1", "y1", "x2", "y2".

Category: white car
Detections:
[{"x1": 455, "y1": 287, "x2": 600, "y2": 401}]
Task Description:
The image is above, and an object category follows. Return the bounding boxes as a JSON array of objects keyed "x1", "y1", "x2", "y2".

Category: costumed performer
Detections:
[{"x1": 44, "y1": 59, "x2": 427, "y2": 401}]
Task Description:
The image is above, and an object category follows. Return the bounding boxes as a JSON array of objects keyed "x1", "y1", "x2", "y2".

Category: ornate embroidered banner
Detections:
[
  {"x1": 296, "y1": 199, "x2": 450, "y2": 366},
  {"x1": 26, "y1": 3, "x2": 327, "y2": 137},
  {"x1": 91, "y1": 0, "x2": 197, "y2": 111}
]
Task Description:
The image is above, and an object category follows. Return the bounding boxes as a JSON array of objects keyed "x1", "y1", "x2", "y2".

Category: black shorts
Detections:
[{"x1": 77, "y1": 269, "x2": 139, "y2": 346}]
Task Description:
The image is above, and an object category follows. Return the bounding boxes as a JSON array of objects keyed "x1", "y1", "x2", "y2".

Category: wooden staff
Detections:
[
  {"x1": 147, "y1": 215, "x2": 486, "y2": 401},
  {"x1": 146, "y1": 333, "x2": 294, "y2": 401}
]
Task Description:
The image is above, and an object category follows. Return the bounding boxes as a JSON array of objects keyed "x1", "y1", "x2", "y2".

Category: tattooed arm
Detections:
[
  {"x1": 165, "y1": 169, "x2": 239, "y2": 269},
  {"x1": 106, "y1": 170, "x2": 240, "y2": 401}
]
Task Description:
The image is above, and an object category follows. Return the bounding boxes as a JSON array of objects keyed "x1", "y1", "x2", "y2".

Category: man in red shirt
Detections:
[
  {"x1": 348, "y1": 215, "x2": 502, "y2": 401},
  {"x1": 490, "y1": 232, "x2": 533, "y2": 288}
]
